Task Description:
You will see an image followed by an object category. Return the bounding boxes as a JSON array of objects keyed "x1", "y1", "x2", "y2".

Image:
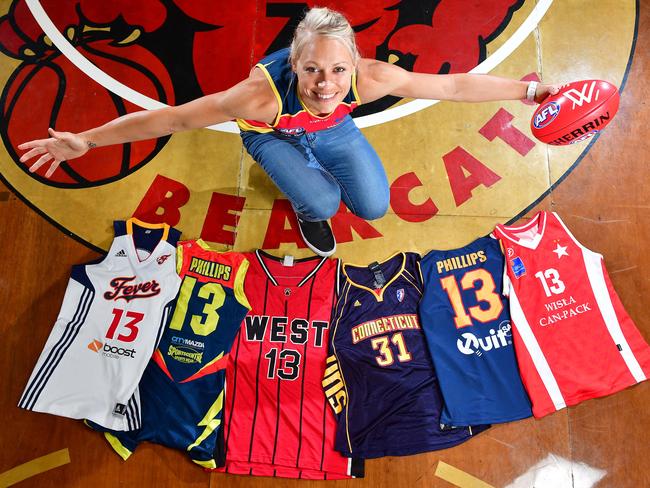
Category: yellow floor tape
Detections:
[
  {"x1": 435, "y1": 461, "x2": 495, "y2": 488},
  {"x1": 0, "y1": 448, "x2": 70, "y2": 487}
]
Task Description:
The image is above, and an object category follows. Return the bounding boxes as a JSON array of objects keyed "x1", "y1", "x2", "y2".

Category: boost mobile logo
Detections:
[
  {"x1": 457, "y1": 322, "x2": 512, "y2": 356},
  {"x1": 88, "y1": 339, "x2": 136, "y2": 358}
]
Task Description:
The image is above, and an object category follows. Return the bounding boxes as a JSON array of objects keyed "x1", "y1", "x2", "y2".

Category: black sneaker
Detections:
[{"x1": 296, "y1": 216, "x2": 336, "y2": 257}]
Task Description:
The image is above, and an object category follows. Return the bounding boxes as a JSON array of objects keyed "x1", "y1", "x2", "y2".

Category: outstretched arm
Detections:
[
  {"x1": 356, "y1": 58, "x2": 559, "y2": 105},
  {"x1": 19, "y1": 71, "x2": 278, "y2": 177}
]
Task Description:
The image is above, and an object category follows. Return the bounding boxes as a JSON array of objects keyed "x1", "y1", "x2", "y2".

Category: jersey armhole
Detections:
[
  {"x1": 255, "y1": 63, "x2": 283, "y2": 127},
  {"x1": 70, "y1": 263, "x2": 96, "y2": 289},
  {"x1": 329, "y1": 280, "x2": 348, "y2": 336},
  {"x1": 351, "y1": 70, "x2": 362, "y2": 105},
  {"x1": 167, "y1": 227, "x2": 181, "y2": 247},
  {"x1": 416, "y1": 258, "x2": 425, "y2": 287},
  {"x1": 494, "y1": 238, "x2": 509, "y2": 296},
  {"x1": 334, "y1": 259, "x2": 342, "y2": 297},
  {"x1": 552, "y1": 212, "x2": 602, "y2": 258},
  {"x1": 234, "y1": 258, "x2": 252, "y2": 310},
  {"x1": 113, "y1": 220, "x2": 127, "y2": 236},
  {"x1": 175, "y1": 244, "x2": 184, "y2": 275},
  {"x1": 502, "y1": 270, "x2": 512, "y2": 297}
]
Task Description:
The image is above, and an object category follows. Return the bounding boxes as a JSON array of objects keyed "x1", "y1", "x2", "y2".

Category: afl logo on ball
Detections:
[{"x1": 533, "y1": 101, "x2": 561, "y2": 129}]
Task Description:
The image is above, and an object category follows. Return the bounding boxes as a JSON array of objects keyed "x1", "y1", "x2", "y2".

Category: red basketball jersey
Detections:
[
  {"x1": 216, "y1": 251, "x2": 363, "y2": 479},
  {"x1": 493, "y1": 211, "x2": 650, "y2": 417}
]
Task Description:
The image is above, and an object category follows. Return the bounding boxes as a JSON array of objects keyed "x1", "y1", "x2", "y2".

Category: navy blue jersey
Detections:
[
  {"x1": 419, "y1": 236, "x2": 532, "y2": 426},
  {"x1": 323, "y1": 252, "x2": 486, "y2": 459}
]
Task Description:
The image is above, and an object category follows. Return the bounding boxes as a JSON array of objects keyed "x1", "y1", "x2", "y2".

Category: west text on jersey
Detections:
[{"x1": 244, "y1": 315, "x2": 329, "y2": 347}]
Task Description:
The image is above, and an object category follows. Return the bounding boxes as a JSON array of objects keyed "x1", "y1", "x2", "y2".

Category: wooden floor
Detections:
[{"x1": 2, "y1": 2, "x2": 650, "y2": 488}]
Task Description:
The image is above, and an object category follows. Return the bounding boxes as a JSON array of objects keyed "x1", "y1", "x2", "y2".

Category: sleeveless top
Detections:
[
  {"x1": 493, "y1": 211, "x2": 650, "y2": 418},
  {"x1": 218, "y1": 250, "x2": 364, "y2": 478},
  {"x1": 324, "y1": 253, "x2": 487, "y2": 458},
  {"x1": 19, "y1": 218, "x2": 181, "y2": 430},
  {"x1": 237, "y1": 48, "x2": 360, "y2": 136},
  {"x1": 419, "y1": 236, "x2": 532, "y2": 426}
]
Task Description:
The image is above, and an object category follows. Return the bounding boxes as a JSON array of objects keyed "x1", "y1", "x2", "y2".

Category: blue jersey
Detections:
[
  {"x1": 323, "y1": 252, "x2": 486, "y2": 459},
  {"x1": 419, "y1": 236, "x2": 532, "y2": 426}
]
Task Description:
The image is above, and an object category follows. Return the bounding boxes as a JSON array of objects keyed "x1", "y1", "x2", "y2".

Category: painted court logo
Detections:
[{"x1": 0, "y1": 2, "x2": 636, "y2": 253}]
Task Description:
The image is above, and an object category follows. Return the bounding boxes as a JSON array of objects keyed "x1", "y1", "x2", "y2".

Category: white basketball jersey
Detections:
[{"x1": 19, "y1": 219, "x2": 181, "y2": 430}]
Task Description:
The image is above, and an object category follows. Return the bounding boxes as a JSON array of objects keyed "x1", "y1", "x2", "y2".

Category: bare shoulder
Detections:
[
  {"x1": 356, "y1": 58, "x2": 410, "y2": 104},
  {"x1": 217, "y1": 70, "x2": 279, "y2": 123},
  {"x1": 357, "y1": 58, "x2": 404, "y2": 81}
]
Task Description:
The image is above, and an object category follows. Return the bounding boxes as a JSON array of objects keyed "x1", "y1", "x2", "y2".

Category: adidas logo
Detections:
[
  {"x1": 88, "y1": 339, "x2": 103, "y2": 352},
  {"x1": 113, "y1": 403, "x2": 127, "y2": 415},
  {"x1": 353, "y1": 300, "x2": 361, "y2": 307},
  {"x1": 115, "y1": 249, "x2": 127, "y2": 257}
]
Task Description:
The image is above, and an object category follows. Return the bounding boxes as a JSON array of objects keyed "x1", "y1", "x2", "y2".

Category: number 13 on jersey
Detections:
[
  {"x1": 169, "y1": 276, "x2": 227, "y2": 336},
  {"x1": 440, "y1": 269, "x2": 503, "y2": 329}
]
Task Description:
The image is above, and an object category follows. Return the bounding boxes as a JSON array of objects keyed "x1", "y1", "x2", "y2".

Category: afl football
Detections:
[{"x1": 531, "y1": 80, "x2": 619, "y2": 145}]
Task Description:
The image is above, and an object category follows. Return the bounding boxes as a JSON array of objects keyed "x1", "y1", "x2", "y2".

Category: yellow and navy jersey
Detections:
[
  {"x1": 237, "y1": 48, "x2": 360, "y2": 135},
  {"x1": 153, "y1": 239, "x2": 250, "y2": 383}
]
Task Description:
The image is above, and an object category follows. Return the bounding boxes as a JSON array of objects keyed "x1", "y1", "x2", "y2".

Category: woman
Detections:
[{"x1": 19, "y1": 7, "x2": 558, "y2": 256}]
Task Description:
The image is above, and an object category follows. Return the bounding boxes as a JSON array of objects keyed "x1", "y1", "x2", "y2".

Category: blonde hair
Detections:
[{"x1": 289, "y1": 7, "x2": 360, "y2": 65}]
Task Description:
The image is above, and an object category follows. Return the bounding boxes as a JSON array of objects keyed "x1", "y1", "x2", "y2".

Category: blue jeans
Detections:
[{"x1": 240, "y1": 116, "x2": 389, "y2": 222}]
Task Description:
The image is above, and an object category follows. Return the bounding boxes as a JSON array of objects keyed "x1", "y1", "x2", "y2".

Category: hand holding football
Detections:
[{"x1": 531, "y1": 80, "x2": 619, "y2": 145}]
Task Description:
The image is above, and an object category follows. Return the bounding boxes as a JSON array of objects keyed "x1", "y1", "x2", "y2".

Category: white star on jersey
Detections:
[{"x1": 553, "y1": 243, "x2": 569, "y2": 259}]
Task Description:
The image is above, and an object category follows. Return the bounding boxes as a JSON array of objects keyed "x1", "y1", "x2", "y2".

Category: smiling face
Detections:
[{"x1": 292, "y1": 35, "x2": 356, "y2": 116}]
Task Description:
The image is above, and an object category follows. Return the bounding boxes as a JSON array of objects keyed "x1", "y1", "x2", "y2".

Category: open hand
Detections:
[{"x1": 18, "y1": 128, "x2": 89, "y2": 178}]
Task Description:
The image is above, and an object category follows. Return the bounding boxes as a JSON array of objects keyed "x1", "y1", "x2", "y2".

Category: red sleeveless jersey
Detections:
[
  {"x1": 493, "y1": 211, "x2": 650, "y2": 418},
  {"x1": 215, "y1": 251, "x2": 363, "y2": 479}
]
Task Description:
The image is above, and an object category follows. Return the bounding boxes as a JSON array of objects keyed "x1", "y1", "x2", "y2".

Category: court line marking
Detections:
[
  {"x1": 25, "y1": 0, "x2": 552, "y2": 133},
  {"x1": 357, "y1": 0, "x2": 553, "y2": 127},
  {"x1": 435, "y1": 461, "x2": 495, "y2": 488},
  {"x1": 0, "y1": 448, "x2": 71, "y2": 487}
]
